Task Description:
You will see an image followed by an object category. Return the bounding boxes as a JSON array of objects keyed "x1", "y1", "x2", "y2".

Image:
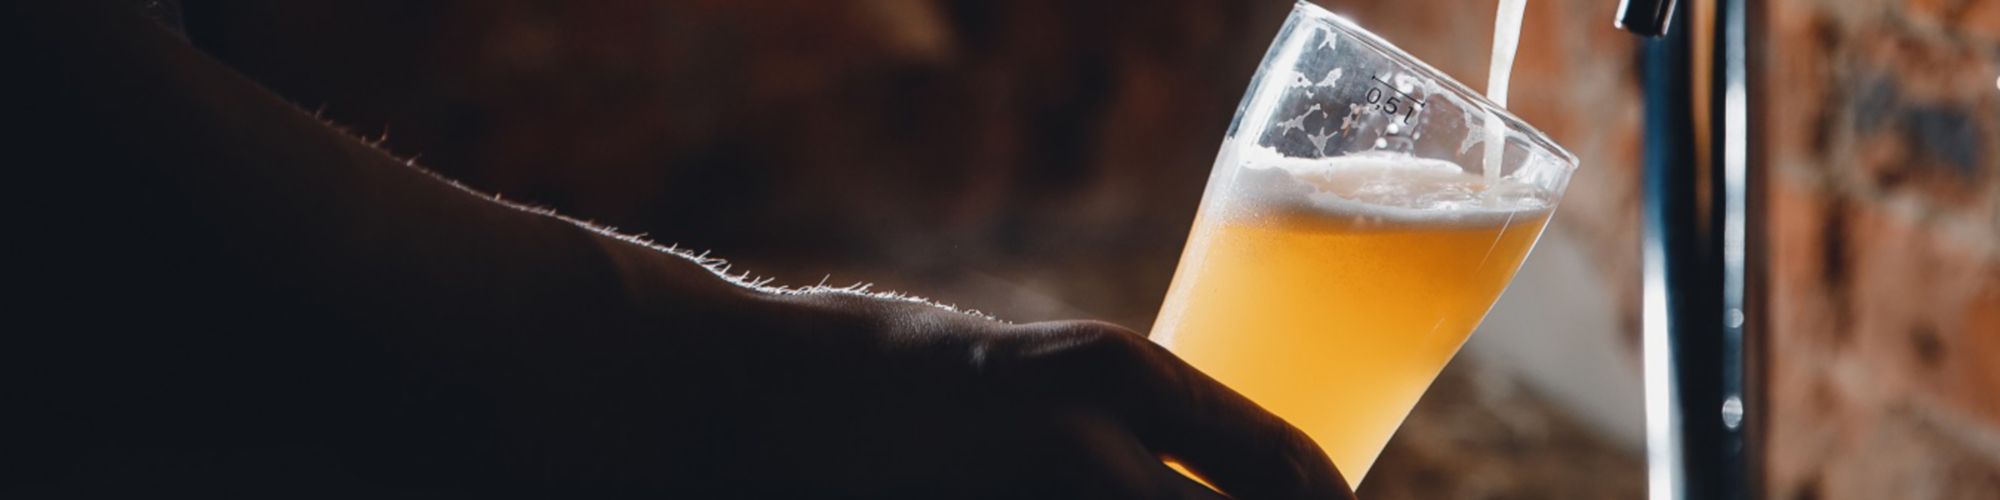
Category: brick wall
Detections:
[{"x1": 1765, "y1": 0, "x2": 2000, "y2": 497}]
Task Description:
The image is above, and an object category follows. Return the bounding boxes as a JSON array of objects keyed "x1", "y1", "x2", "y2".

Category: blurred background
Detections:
[{"x1": 178, "y1": 0, "x2": 1997, "y2": 497}]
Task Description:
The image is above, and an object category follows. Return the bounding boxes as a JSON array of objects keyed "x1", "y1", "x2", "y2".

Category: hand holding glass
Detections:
[{"x1": 1151, "y1": 1, "x2": 1578, "y2": 484}]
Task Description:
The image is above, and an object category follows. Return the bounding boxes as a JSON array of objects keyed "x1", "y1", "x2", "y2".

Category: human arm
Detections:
[{"x1": 5, "y1": 1, "x2": 1350, "y2": 497}]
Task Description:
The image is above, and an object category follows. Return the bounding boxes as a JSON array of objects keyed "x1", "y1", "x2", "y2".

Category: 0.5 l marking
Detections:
[{"x1": 1366, "y1": 74, "x2": 1424, "y2": 125}]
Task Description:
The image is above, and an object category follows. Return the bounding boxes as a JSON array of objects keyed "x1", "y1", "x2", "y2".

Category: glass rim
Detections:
[{"x1": 1290, "y1": 0, "x2": 1580, "y2": 172}]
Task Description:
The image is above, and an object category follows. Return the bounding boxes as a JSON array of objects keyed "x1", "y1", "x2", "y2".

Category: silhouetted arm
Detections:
[{"x1": 6, "y1": 1, "x2": 1351, "y2": 498}]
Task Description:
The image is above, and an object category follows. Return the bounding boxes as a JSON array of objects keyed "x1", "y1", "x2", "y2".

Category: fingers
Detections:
[
  {"x1": 1151, "y1": 461, "x2": 1234, "y2": 500},
  {"x1": 999, "y1": 321, "x2": 1354, "y2": 500},
  {"x1": 1140, "y1": 360, "x2": 1353, "y2": 500},
  {"x1": 1059, "y1": 412, "x2": 1232, "y2": 500},
  {"x1": 1130, "y1": 339, "x2": 1351, "y2": 500}
]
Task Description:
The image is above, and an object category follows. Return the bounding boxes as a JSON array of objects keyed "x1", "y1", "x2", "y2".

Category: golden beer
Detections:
[{"x1": 1152, "y1": 153, "x2": 1552, "y2": 482}]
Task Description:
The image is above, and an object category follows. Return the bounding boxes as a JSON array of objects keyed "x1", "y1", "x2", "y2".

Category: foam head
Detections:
[{"x1": 1219, "y1": 149, "x2": 1554, "y2": 230}]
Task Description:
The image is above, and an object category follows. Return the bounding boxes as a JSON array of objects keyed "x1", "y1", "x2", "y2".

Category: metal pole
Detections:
[{"x1": 1636, "y1": 0, "x2": 1758, "y2": 497}]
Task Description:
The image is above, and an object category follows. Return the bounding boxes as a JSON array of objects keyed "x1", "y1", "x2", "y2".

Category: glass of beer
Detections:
[{"x1": 1151, "y1": 1, "x2": 1578, "y2": 484}]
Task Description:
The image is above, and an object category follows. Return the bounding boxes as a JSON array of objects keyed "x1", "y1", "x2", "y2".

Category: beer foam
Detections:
[{"x1": 1218, "y1": 148, "x2": 1552, "y2": 228}]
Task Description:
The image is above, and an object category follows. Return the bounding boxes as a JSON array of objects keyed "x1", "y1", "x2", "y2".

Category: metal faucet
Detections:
[
  {"x1": 1616, "y1": 0, "x2": 1679, "y2": 37},
  {"x1": 1616, "y1": 0, "x2": 1761, "y2": 499}
]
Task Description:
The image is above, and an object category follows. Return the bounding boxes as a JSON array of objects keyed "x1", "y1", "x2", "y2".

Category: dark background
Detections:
[{"x1": 183, "y1": 0, "x2": 1285, "y2": 329}]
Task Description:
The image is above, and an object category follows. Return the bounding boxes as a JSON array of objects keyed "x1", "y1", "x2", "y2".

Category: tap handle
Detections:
[{"x1": 1616, "y1": 0, "x2": 1678, "y2": 37}]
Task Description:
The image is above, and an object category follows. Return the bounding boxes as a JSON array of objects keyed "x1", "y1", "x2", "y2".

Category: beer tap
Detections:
[
  {"x1": 1616, "y1": 0, "x2": 1761, "y2": 499},
  {"x1": 1616, "y1": 0, "x2": 1678, "y2": 37}
]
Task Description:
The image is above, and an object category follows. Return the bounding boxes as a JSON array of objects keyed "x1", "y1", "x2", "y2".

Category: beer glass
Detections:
[{"x1": 1151, "y1": 1, "x2": 1578, "y2": 484}]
